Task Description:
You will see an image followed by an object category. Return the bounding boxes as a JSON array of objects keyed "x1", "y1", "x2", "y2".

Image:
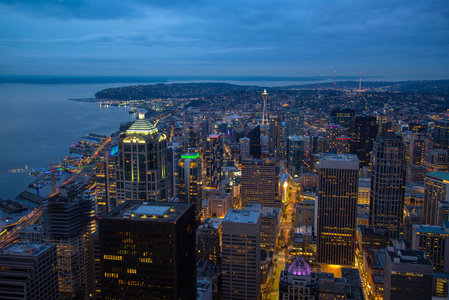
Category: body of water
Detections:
[{"x1": 0, "y1": 83, "x2": 141, "y2": 199}]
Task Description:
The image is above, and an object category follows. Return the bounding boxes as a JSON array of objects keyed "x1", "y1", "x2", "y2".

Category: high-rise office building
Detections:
[
  {"x1": 167, "y1": 141, "x2": 183, "y2": 197},
  {"x1": 331, "y1": 108, "x2": 355, "y2": 129},
  {"x1": 285, "y1": 109, "x2": 304, "y2": 137},
  {"x1": 409, "y1": 120, "x2": 428, "y2": 134},
  {"x1": 325, "y1": 124, "x2": 348, "y2": 152},
  {"x1": 286, "y1": 135, "x2": 305, "y2": 178},
  {"x1": 241, "y1": 158, "x2": 281, "y2": 208},
  {"x1": 239, "y1": 137, "x2": 250, "y2": 159},
  {"x1": 424, "y1": 148, "x2": 448, "y2": 172},
  {"x1": 269, "y1": 115, "x2": 281, "y2": 155},
  {"x1": 317, "y1": 154, "x2": 359, "y2": 265},
  {"x1": 404, "y1": 132, "x2": 427, "y2": 167},
  {"x1": 247, "y1": 125, "x2": 261, "y2": 159},
  {"x1": 96, "y1": 145, "x2": 119, "y2": 215},
  {"x1": 178, "y1": 152, "x2": 201, "y2": 205},
  {"x1": 197, "y1": 217, "x2": 223, "y2": 265},
  {"x1": 336, "y1": 136, "x2": 351, "y2": 154},
  {"x1": 350, "y1": 115, "x2": 377, "y2": 168},
  {"x1": 412, "y1": 223, "x2": 449, "y2": 273},
  {"x1": 370, "y1": 132, "x2": 406, "y2": 238},
  {"x1": 433, "y1": 120, "x2": 449, "y2": 150},
  {"x1": 423, "y1": 172, "x2": 449, "y2": 225},
  {"x1": 384, "y1": 248, "x2": 433, "y2": 300},
  {"x1": 43, "y1": 181, "x2": 96, "y2": 299},
  {"x1": 208, "y1": 192, "x2": 232, "y2": 218},
  {"x1": 0, "y1": 243, "x2": 59, "y2": 300},
  {"x1": 203, "y1": 133, "x2": 224, "y2": 188},
  {"x1": 116, "y1": 114, "x2": 169, "y2": 204},
  {"x1": 100, "y1": 201, "x2": 196, "y2": 299},
  {"x1": 222, "y1": 208, "x2": 261, "y2": 300}
]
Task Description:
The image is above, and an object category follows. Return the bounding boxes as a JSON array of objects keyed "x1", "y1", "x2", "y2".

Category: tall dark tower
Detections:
[
  {"x1": 247, "y1": 125, "x2": 261, "y2": 159},
  {"x1": 370, "y1": 132, "x2": 406, "y2": 238},
  {"x1": 350, "y1": 116, "x2": 377, "y2": 168},
  {"x1": 317, "y1": 154, "x2": 359, "y2": 265},
  {"x1": 432, "y1": 120, "x2": 449, "y2": 150},
  {"x1": 116, "y1": 113, "x2": 169, "y2": 205},
  {"x1": 100, "y1": 201, "x2": 196, "y2": 299},
  {"x1": 331, "y1": 108, "x2": 355, "y2": 129},
  {"x1": 269, "y1": 115, "x2": 281, "y2": 155}
]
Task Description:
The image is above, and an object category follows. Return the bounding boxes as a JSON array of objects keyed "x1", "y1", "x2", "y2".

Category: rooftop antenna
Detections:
[
  {"x1": 358, "y1": 71, "x2": 362, "y2": 96},
  {"x1": 333, "y1": 70, "x2": 337, "y2": 88}
]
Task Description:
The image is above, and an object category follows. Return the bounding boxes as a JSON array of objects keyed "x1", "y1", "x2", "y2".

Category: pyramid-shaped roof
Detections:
[
  {"x1": 288, "y1": 255, "x2": 311, "y2": 276},
  {"x1": 126, "y1": 113, "x2": 158, "y2": 135}
]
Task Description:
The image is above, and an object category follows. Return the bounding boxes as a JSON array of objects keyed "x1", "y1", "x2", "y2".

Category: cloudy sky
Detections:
[{"x1": 0, "y1": 0, "x2": 448, "y2": 78}]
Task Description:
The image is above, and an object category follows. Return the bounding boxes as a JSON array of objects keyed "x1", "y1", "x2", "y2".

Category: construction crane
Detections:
[{"x1": 29, "y1": 163, "x2": 73, "y2": 196}]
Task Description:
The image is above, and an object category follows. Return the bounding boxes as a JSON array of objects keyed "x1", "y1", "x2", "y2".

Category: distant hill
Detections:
[
  {"x1": 290, "y1": 79, "x2": 449, "y2": 95},
  {"x1": 95, "y1": 82, "x2": 259, "y2": 100}
]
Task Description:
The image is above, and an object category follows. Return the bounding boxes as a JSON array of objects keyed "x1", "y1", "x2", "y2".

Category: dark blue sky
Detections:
[{"x1": 0, "y1": 0, "x2": 448, "y2": 78}]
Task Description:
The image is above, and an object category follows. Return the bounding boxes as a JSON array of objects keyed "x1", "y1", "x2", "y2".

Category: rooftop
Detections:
[
  {"x1": 126, "y1": 114, "x2": 158, "y2": 135},
  {"x1": 104, "y1": 201, "x2": 193, "y2": 223},
  {"x1": 181, "y1": 152, "x2": 200, "y2": 159},
  {"x1": 413, "y1": 224, "x2": 449, "y2": 235},
  {"x1": 198, "y1": 218, "x2": 223, "y2": 230},
  {"x1": 1, "y1": 243, "x2": 53, "y2": 257},
  {"x1": 320, "y1": 153, "x2": 358, "y2": 162},
  {"x1": 223, "y1": 208, "x2": 260, "y2": 224},
  {"x1": 426, "y1": 171, "x2": 449, "y2": 181},
  {"x1": 288, "y1": 135, "x2": 305, "y2": 142},
  {"x1": 387, "y1": 249, "x2": 433, "y2": 266}
]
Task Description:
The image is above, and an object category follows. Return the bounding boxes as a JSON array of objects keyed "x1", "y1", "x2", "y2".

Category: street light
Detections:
[{"x1": 283, "y1": 181, "x2": 288, "y2": 203}]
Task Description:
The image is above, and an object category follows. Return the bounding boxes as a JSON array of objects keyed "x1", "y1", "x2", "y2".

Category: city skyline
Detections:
[{"x1": 0, "y1": 1, "x2": 448, "y2": 77}]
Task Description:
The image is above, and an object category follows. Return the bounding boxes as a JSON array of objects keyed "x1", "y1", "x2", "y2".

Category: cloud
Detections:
[{"x1": 0, "y1": 0, "x2": 448, "y2": 76}]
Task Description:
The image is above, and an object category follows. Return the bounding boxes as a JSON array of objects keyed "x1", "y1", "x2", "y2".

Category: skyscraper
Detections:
[
  {"x1": 404, "y1": 132, "x2": 427, "y2": 167},
  {"x1": 115, "y1": 113, "x2": 169, "y2": 204},
  {"x1": 424, "y1": 148, "x2": 448, "y2": 172},
  {"x1": 409, "y1": 120, "x2": 428, "y2": 134},
  {"x1": 197, "y1": 217, "x2": 222, "y2": 265},
  {"x1": 285, "y1": 109, "x2": 304, "y2": 137},
  {"x1": 247, "y1": 125, "x2": 261, "y2": 159},
  {"x1": 350, "y1": 116, "x2": 377, "y2": 168},
  {"x1": 178, "y1": 152, "x2": 201, "y2": 205},
  {"x1": 325, "y1": 124, "x2": 348, "y2": 153},
  {"x1": 269, "y1": 115, "x2": 281, "y2": 155},
  {"x1": 423, "y1": 172, "x2": 449, "y2": 225},
  {"x1": 370, "y1": 132, "x2": 406, "y2": 238},
  {"x1": 203, "y1": 133, "x2": 224, "y2": 188},
  {"x1": 241, "y1": 158, "x2": 281, "y2": 208},
  {"x1": 96, "y1": 145, "x2": 119, "y2": 215},
  {"x1": 222, "y1": 208, "x2": 261, "y2": 300},
  {"x1": 43, "y1": 181, "x2": 96, "y2": 299},
  {"x1": 317, "y1": 154, "x2": 359, "y2": 265},
  {"x1": 432, "y1": 119, "x2": 449, "y2": 150},
  {"x1": 239, "y1": 137, "x2": 251, "y2": 159},
  {"x1": 286, "y1": 135, "x2": 305, "y2": 178},
  {"x1": 384, "y1": 248, "x2": 433, "y2": 300},
  {"x1": 100, "y1": 201, "x2": 196, "y2": 299},
  {"x1": 412, "y1": 223, "x2": 449, "y2": 273},
  {"x1": 331, "y1": 108, "x2": 355, "y2": 129},
  {"x1": 0, "y1": 243, "x2": 59, "y2": 300}
]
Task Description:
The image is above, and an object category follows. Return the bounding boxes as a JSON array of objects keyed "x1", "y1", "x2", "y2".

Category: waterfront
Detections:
[{"x1": 0, "y1": 83, "x2": 141, "y2": 200}]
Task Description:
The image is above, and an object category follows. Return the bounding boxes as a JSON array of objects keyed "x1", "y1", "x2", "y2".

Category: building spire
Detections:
[{"x1": 262, "y1": 89, "x2": 269, "y2": 125}]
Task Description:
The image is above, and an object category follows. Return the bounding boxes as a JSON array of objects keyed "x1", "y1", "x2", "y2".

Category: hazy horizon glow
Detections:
[{"x1": 0, "y1": 0, "x2": 448, "y2": 78}]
